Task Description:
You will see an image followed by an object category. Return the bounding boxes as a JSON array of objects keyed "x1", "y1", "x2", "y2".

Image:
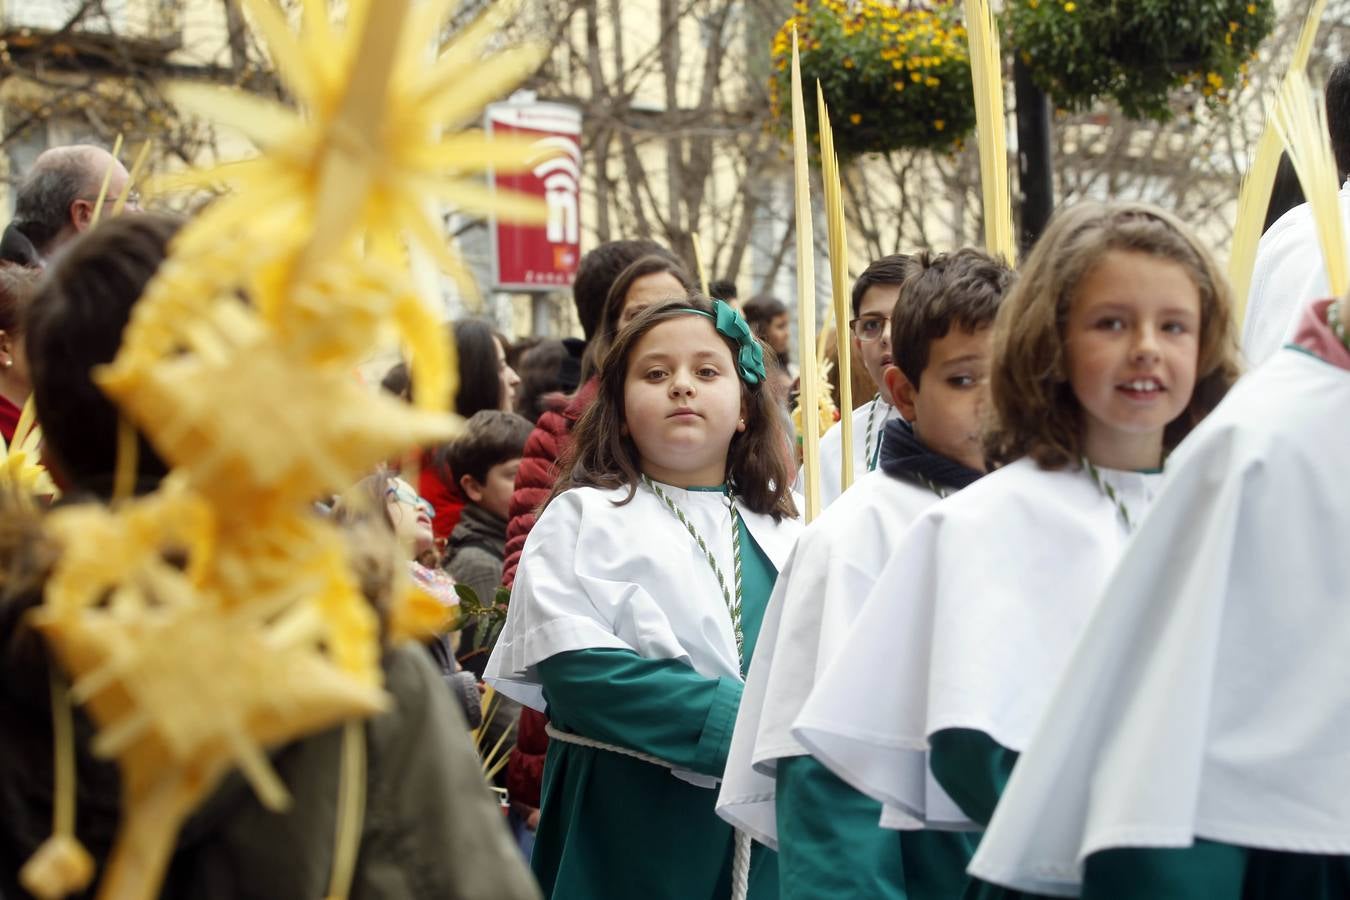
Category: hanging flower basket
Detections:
[
  {"x1": 770, "y1": 0, "x2": 976, "y2": 158},
  {"x1": 1007, "y1": 0, "x2": 1276, "y2": 122}
]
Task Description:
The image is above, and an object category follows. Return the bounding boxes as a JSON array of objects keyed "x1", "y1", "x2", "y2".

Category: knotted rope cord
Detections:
[
  {"x1": 641, "y1": 476, "x2": 744, "y2": 662},
  {"x1": 862, "y1": 393, "x2": 883, "y2": 472},
  {"x1": 1082, "y1": 457, "x2": 1134, "y2": 531},
  {"x1": 543, "y1": 723, "x2": 754, "y2": 900}
]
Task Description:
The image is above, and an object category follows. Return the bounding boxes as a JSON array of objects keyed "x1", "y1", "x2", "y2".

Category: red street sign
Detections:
[{"x1": 486, "y1": 101, "x2": 583, "y2": 292}]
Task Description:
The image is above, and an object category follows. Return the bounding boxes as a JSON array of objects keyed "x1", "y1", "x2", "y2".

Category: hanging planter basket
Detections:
[
  {"x1": 770, "y1": 0, "x2": 976, "y2": 158},
  {"x1": 1007, "y1": 0, "x2": 1276, "y2": 122}
]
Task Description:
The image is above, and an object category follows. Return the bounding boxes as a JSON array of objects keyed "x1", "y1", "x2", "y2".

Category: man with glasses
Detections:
[
  {"x1": 2, "y1": 144, "x2": 139, "y2": 266},
  {"x1": 801, "y1": 253, "x2": 914, "y2": 507}
]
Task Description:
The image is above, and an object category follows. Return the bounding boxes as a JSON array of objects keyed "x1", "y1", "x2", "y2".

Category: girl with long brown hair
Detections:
[{"x1": 486, "y1": 295, "x2": 801, "y2": 899}]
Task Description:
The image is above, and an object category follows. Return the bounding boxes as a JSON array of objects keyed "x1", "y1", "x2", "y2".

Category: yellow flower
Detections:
[
  {"x1": 1207, "y1": 71, "x2": 1224, "y2": 88},
  {"x1": 1247, "y1": 2, "x2": 1257, "y2": 12},
  {"x1": 911, "y1": 71, "x2": 923, "y2": 82},
  {"x1": 843, "y1": 57, "x2": 855, "y2": 68},
  {"x1": 934, "y1": 119, "x2": 946, "y2": 131},
  {"x1": 893, "y1": 81, "x2": 905, "y2": 91},
  {"x1": 1064, "y1": 1, "x2": 1076, "y2": 11},
  {"x1": 1229, "y1": 21, "x2": 1239, "y2": 31},
  {"x1": 850, "y1": 113, "x2": 862, "y2": 124}
]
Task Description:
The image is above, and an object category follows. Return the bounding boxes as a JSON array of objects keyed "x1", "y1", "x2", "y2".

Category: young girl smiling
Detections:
[
  {"x1": 486, "y1": 296, "x2": 801, "y2": 899},
  {"x1": 792, "y1": 203, "x2": 1239, "y2": 896}
]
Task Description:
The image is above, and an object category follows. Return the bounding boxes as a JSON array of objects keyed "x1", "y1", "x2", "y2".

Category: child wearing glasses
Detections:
[{"x1": 803, "y1": 254, "x2": 912, "y2": 507}]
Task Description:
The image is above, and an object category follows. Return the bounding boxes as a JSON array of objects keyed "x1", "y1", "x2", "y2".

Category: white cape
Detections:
[
  {"x1": 484, "y1": 483, "x2": 801, "y2": 714},
  {"x1": 715, "y1": 471, "x2": 940, "y2": 848},
  {"x1": 797, "y1": 397, "x2": 898, "y2": 508},
  {"x1": 793, "y1": 457, "x2": 1162, "y2": 831},
  {"x1": 969, "y1": 347, "x2": 1350, "y2": 897},
  {"x1": 1243, "y1": 180, "x2": 1350, "y2": 367}
]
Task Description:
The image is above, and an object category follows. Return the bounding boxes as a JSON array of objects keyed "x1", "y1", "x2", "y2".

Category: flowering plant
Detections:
[
  {"x1": 770, "y1": 0, "x2": 975, "y2": 157},
  {"x1": 1008, "y1": 0, "x2": 1276, "y2": 122}
]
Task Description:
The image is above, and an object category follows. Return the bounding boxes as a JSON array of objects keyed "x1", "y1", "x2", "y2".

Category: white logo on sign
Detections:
[{"x1": 530, "y1": 136, "x2": 581, "y2": 245}]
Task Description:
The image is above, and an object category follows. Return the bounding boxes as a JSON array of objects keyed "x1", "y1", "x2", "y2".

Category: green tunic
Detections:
[
  {"x1": 531, "y1": 518, "x2": 779, "y2": 900},
  {"x1": 1083, "y1": 841, "x2": 1350, "y2": 899},
  {"x1": 932, "y1": 728, "x2": 1350, "y2": 900},
  {"x1": 776, "y1": 755, "x2": 975, "y2": 900}
]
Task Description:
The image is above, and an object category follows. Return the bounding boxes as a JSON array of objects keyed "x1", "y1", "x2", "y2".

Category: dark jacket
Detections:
[
  {"x1": 0, "y1": 513, "x2": 541, "y2": 900},
  {"x1": 444, "y1": 504, "x2": 507, "y2": 610}
]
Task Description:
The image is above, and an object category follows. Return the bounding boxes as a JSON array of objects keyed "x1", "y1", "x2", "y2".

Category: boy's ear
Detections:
[
  {"x1": 459, "y1": 473, "x2": 486, "y2": 504},
  {"x1": 884, "y1": 365, "x2": 919, "y2": 422}
]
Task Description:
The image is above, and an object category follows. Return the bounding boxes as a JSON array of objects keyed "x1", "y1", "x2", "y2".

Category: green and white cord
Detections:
[
  {"x1": 642, "y1": 476, "x2": 744, "y2": 662},
  {"x1": 863, "y1": 394, "x2": 883, "y2": 472},
  {"x1": 1082, "y1": 457, "x2": 1133, "y2": 532}
]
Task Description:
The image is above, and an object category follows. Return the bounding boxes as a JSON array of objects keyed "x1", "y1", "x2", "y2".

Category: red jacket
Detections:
[
  {"x1": 418, "y1": 446, "x2": 464, "y2": 542},
  {"x1": 502, "y1": 377, "x2": 598, "y2": 814},
  {"x1": 500, "y1": 377, "x2": 598, "y2": 589},
  {"x1": 507, "y1": 705, "x2": 548, "y2": 809}
]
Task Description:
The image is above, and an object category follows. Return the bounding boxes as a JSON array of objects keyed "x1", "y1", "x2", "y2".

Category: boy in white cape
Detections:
[{"x1": 719, "y1": 250, "x2": 1014, "y2": 899}]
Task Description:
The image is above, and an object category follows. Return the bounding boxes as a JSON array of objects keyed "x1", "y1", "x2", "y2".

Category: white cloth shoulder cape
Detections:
[
  {"x1": 484, "y1": 482, "x2": 801, "y2": 714},
  {"x1": 796, "y1": 398, "x2": 898, "y2": 507},
  {"x1": 716, "y1": 470, "x2": 940, "y2": 848},
  {"x1": 969, "y1": 347, "x2": 1350, "y2": 897},
  {"x1": 793, "y1": 457, "x2": 1162, "y2": 831},
  {"x1": 1243, "y1": 181, "x2": 1350, "y2": 367}
]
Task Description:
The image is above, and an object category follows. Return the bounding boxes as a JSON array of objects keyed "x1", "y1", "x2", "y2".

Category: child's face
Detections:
[
  {"x1": 622, "y1": 315, "x2": 745, "y2": 488},
  {"x1": 1065, "y1": 250, "x2": 1201, "y2": 468},
  {"x1": 853, "y1": 284, "x2": 900, "y2": 396},
  {"x1": 385, "y1": 476, "x2": 436, "y2": 561},
  {"x1": 474, "y1": 457, "x2": 521, "y2": 521},
  {"x1": 888, "y1": 325, "x2": 993, "y2": 472}
]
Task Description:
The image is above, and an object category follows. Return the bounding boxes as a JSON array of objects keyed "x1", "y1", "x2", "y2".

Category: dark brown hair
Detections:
[
  {"x1": 984, "y1": 201, "x2": 1241, "y2": 470},
  {"x1": 446, "y1": 409, "x2": 533, "y2": 485},
  {"x1": 25, "y1": 213, "x2": 181, "y2": 495},
  {"x1": 581, "y1": 254, "x2": 695, "y2": 381},
  {"x1": 551, "y1": 296, "x2": 798, "y2": 520},
  {"x1": 851, "y1": 253, "x2": 914, "y2": 317},
  {"x1": 452, "y1": 318, "x2": 508, "y2": 417},
  {"x1": 572, "y1": 239, "x2": 675, "y2": 340},
  {"x1": 891, "y1": 248, "x2": 1015, "y2": 388}
]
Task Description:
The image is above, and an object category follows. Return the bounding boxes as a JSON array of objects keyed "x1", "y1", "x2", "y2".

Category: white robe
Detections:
[
  {"x1": 485, "y1": 483, "x2": 801, "y2": 715},
  {"x1": 715, "y1": 470, "x2": 941, "y2": 849},
  {"x1": 797, "y1": 397, "x2": 898, "y2": 508},
  {"x1": 969, "y1": 346, "x2": 1350, "y2": 897},
  {"x1": 1243, "y1": 180, "x2": 1350, "y2": 368},
  {"x1": 793, "y1": 457, "x2": 1163, "y2": 831}
]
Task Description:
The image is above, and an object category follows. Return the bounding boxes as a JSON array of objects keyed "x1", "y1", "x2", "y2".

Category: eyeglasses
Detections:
[
  {"x1": 849, "y1": 315, "x2": 889, "y2": 342},
  {"x1": 386, "y1": 482, "x2": 435, "y2": 518}
]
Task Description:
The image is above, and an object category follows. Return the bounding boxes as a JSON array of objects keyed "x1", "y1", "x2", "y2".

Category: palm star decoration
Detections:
[
  {"x1": 0, "y1": 399, "x2": 58, "y2": 505},
  {"x1": 26, "y1": 2, "x2": 558, "y2": 897}
]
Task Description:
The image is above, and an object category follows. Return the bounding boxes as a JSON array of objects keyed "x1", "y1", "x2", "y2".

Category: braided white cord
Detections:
[
  {"x1": 544, "y1": 722, "x2": 675, "y2": 769},
  {"x1": 544, "y1": 723, "x2": 754, "y2": 900},
  {"x1": 730, "y1": 830, "x2": 752, "y2": 900}
]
